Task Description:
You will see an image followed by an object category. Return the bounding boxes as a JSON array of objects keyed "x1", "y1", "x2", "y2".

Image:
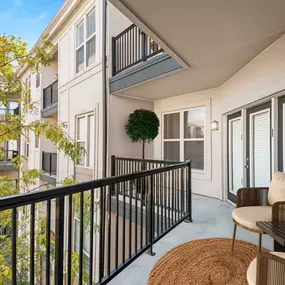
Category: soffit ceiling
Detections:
[{"x1": 110, "y1": 0, "x2": 285, "y2": 100}]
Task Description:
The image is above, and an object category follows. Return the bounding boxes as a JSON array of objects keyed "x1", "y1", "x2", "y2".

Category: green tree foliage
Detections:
[
  {"x1": 0, "y1": 35, "x2": 89, "y2": 284},
  {"x1": 125, "y1": 109, "x2": 160, "y2": 159}
]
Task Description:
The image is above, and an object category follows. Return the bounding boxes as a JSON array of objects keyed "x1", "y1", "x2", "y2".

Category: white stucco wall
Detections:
[
  {"x1": 108, "y1": 95, "x2": 154, "y2": 166},
  {"x1": 57, "y1": 0, "x2": 105, "y2": 182},
  {"x1": 154, "y1": 35, "x2": 285, "y2": 200}
]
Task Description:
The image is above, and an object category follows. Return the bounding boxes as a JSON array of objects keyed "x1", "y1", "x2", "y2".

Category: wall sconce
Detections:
[
  {"x1": 54, "y1": 73, "x2": 58, "y2": 81},
  {"x1": 211, "y1": 120, "x2": 219, "y2": 131}
]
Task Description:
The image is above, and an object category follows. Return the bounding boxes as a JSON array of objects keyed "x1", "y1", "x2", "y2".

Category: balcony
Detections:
[
  {"x1": 41, "y1": 152, "x2": 57, "y2": 183},
  {"x1": 0, "y1": 156, "x2": 279, "y2": 284},
  {"x1": 0, "y1": 107, "x2": 19, "y2": 121},
  {"x1": 41, "y1": 80, "x2": 58, "y2": 118},
  {"x1": 0, "y1": 150, "x2": 18, "y2": 170},
  {"x1": 109, "y1": 24, "x2": 181, "y2": 94},
  {"x1": 0, "y1": 157, "x2": 191, "y2": 284}
]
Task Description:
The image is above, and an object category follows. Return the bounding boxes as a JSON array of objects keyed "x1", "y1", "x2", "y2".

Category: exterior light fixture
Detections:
[{"x1": 211, "y1": 120, "x2": 219, "y2": 131}]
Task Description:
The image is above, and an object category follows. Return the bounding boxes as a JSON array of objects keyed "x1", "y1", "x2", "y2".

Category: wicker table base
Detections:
[{"x1": 148, "y1": 238, "x2": 266, "y2": 285}]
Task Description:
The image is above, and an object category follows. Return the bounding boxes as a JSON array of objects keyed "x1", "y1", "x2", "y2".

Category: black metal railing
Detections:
[
  {"x1": 0, "y1": 107, "x2": 19, "y2": 121},
  {"x1": 43, "y1": 80, "x2": 58, "y2": 109},
  {"x1": 111, "y1": 156, "x2": 182, "y2": 199},
  {"x1": 0, "y1": 150, "x2": 19, "y2": 162},
  {"x1": 42, "y1": 152, "x2": 57, "y2": 175},
  {"x1": 112, "y1": 24, "x2": 163, "y2": 76},
  {"x1": 0, "y1": 161, "x2": 191, "y2": 284}
]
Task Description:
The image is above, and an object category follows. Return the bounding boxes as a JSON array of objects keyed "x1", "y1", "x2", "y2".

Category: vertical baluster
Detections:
[
  {"x1": 115, "y1": 183, "x2": 119, "y2": 269},
  {"x1": 99, "y1": 187, "x2": 105, "y2": 281},
  {"x1": 164, "y1": 171, "x2": 167, "y2": 232},
  {"x1": 160, "y1": 168, "x2": 163, "y2": 234},
  {"x1": 129, "y1": 179, "x2": 132, "y2": 259},
  {"x1": 145, "y1": 176, "x2": 148, "y2": 246},
  {"x1": 147, "y1": 175, "x2": 155, "y2": 256},
  {"x1": 30, "y1": 203, "x2": 35, "y2": 285},
  {"x1": 140, "y1": 177, "x2": 143, "y2": 249},
  {"x1": 156, "y1": 173, "x2": 159, "y2": 237},
  {"x1": 138, "y1": 28, "x2": 141, "y2": 61},
  {"x1": 181, "y1": 168, "x2": 185, "y2": 219},
  {"x1": 55, "y1": 196, "x2": 65, "y2": 285},
  {"x1": 67, "y1": 196, "x2": 72, "y2": 285},
  {"x1": 79, "y1": 192, "x2": 84, "y2": 284},
  {"x1": 168, "y1": 170, "x2": 171, "y2": 229},
  {"x1": 122, "y1": 181, "x2": 126, "y2": 263},
  {"x1": 135, "y1": 176, "x2": 138, "y2": 253},
  {"x1": 89, "y1": 190, "x2": 94, "y2": 284},
  {"x1": 107, "y1": 186, "x2": 111, "y2": 276},
  {"x1": 129, "y1": 29, "x2": 131, "y2": 66},
  {"x1": 46, "y1": 200, "x2": 51, "y2": 285},
  {"x1": 12, "y1": 208, "x2": 17, "y2": 285}
]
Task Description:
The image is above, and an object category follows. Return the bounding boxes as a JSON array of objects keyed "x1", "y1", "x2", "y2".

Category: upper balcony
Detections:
[
  {"x1": 109, "y1": 24, "x2": 181, "y2": 95},
  {"x1": 0, "y1": 150, "x2": 18, "y2": 170},
  {"x1": 41, "y1": 80, "x2": 58, "y2": 118},
  {"x1": 41, "y1": 151, "x2": 57, "y2": 184},
  {"x1": 0, "y1": 107, "x2": 19, "y2": 122}
]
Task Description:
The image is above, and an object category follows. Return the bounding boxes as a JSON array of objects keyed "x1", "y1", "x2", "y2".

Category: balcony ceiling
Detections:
[{"x1": 110, "y1": 0, "x2": 285, "y2": 100}]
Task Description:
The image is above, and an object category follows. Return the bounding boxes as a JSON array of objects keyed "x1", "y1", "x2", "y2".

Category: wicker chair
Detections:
[
  {"x1": 231, "y1": 172, "x2": 285, "y2": 253},
  {"x1": 247, "y1": 252, "x2": 285, "y2": 285}
]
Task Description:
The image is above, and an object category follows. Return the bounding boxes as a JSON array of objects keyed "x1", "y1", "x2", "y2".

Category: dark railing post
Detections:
[
  {"x1": 142, "y1": 31, "x2": 147, "y2": 61},
  {"x1": 12, "y1": 207, "x2": 17, "y2": 285},
  {"x1": 49, "y1": 153, "x2": 52, "y2": 175},
  {"x1": 186, "y1": 160, "x2": 192, "y2": 223},
  {"x1": 42, "y1": 152, "x2": 45, "y2": 172},
  {"x1": 111, "y1": 155, "x2": 116, "y2": 195},
  {"x1": 112, "y1": 37, "x2": 116, "y2": 76},
  {"x1": 147, "y1": 175, "x2": 155, "y2": 256},
  {"x1": 55, "y1": 196, "x2": 65, "y2": 285}
]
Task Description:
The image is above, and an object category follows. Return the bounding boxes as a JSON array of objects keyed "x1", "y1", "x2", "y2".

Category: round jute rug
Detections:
[{"x1": 148, "y1": 238, "x2": 263, "y2": 285}]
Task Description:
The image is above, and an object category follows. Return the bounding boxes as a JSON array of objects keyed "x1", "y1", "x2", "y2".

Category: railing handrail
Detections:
[
  {"x1": 42, "y1": 151, "x2": 57, "y2": 155},
  {"x1": 0, "y1": 161, "x2": 190, "y2": 211},
  {"x1": 113, "y1": 156, "x2": 181, "y2": 165},
  {"x1": 113, "y1": 24, "x2": 136, "y2": 40}
]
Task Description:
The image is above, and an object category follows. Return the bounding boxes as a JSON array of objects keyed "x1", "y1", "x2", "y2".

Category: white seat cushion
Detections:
[
  {"x1": 268, "y1": 172, "x2": 285, "y2": 205},
  {"x1": 247, "y1": 252, "x2": 285, "y2": 285},
  {"x1": 232, "y1": 206, "x2": 272, "y2": 231}
]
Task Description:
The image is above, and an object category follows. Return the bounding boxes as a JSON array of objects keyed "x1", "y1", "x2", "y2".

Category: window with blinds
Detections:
[{"x1": 250, "y1": 110, "x2": 271, "y2": 187}]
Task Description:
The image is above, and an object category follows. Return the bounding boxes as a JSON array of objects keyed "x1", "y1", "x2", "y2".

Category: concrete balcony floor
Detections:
[{"x1": 109, "y1": 194, "x2": 273, "y2": 285}]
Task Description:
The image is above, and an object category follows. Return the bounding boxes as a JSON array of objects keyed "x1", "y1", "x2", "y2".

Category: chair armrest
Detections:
[
  {"x1": 272, "y1": 201, "x2": 285, "y2": 221},
  {"x1": 236, "y1": 187, "x2": 269, "y2": 208},
  {"x1": 256, "y1": 252, "x2": 285, "y2": 285}
]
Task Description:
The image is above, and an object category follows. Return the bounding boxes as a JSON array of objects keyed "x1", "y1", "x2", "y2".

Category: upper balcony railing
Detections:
[
  {"x1": 43, "y1": 80, "x2": 58, "y2": 110},
  {"x1": 0, "y1": 107, "x2": 19, "y2": 121},
  {"x1": 42, "y1": 152, "x2": 57, "y2": 176},
  {"x1": 112, "y1": 24, "x2": 163, "y2": 76},
  {"x1": 0, "y1": 150, "x2": 19, "y2": 162},
  {"x1": 0, "y1": 158, "x2": 191, "y2": 285}
]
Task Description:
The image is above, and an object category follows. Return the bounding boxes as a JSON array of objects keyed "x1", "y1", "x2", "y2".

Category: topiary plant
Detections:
[{"x1": 125, "y1": 109, "x2": 160, "y2": 159}]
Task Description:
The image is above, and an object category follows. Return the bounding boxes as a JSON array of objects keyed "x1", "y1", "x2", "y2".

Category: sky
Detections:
[{"x1": 0, "y1": 0, "x2": 64, "y2": 49}]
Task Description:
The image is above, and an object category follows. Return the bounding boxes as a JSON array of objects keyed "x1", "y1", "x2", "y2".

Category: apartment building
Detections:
[
  {"x1": 17, "y1": 0, "x2": 285, "y2": 204},
  {"x1": 17, "y1": 0, "x2": 152, "y2": 190},
  {"x1": 0, "y1": 96, "x2": 19, "y2": 180}
]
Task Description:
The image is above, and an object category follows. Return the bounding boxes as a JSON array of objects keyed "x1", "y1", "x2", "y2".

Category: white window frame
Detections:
[
  {"x1": 25, "y1": 130, "x2": 30, "y2": 158},
  {"x1": 36, "y1": 72, "x2": 40, "y2": 88},
  {"x1": 162, "y1": 106, "x2": 206, "y2": 172},
  {"x1": 75, "y1": 7, "x2": 96, "y2": 74},
  {"x1": 75, "y1": 112, "x2": 95, "y2": 168}
]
